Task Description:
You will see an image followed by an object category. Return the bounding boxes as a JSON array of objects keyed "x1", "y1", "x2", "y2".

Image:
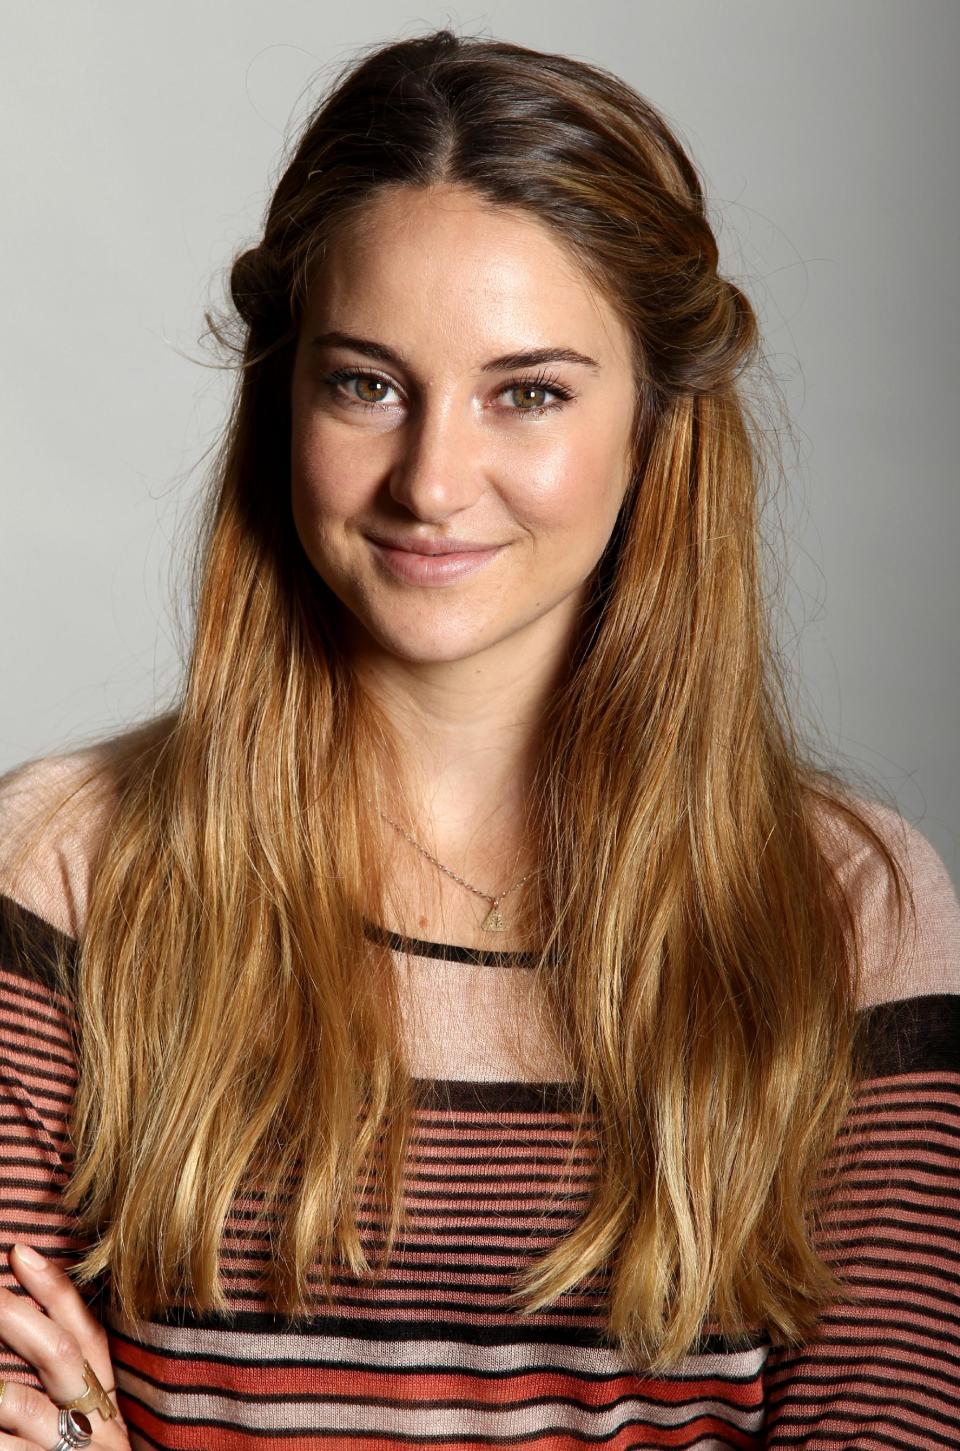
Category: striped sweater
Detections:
[{"x1": 0, "y1": 753, "x2": 959, "y2": 1449}]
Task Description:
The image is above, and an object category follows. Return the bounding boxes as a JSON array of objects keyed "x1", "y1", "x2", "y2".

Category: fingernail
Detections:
[{"x1": 13, "y1": 1243, "x2": 46, "y2": 1269}]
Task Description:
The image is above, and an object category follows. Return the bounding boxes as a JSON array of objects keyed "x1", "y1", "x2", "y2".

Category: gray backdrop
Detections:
[{"x1": 2, "y1": 0, "x2": 958, "y2": 887}]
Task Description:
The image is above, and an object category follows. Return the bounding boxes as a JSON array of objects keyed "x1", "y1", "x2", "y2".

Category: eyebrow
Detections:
[{"x1": 309, "y1": 330, "x2": 601, "y2": 374}]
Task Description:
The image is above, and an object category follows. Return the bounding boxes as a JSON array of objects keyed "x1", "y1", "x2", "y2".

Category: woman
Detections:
[{"x1": 0, "y1": 26, "x2": 957, "y2": 1451}]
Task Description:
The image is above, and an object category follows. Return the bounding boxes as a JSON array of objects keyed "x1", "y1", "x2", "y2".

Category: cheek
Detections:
[
  {"x1": 289, "y1": 426, "x2": 352, "y2": 583},
  {"x1": 290, "y1": 414, "x2": 368, "y2": 529},
  {"x1": 291, "y1": 403, "x2": 330, "y2": 502},
  {"x1": 289, "y1": 404, "x2": 320, "y2": 513},
  {"x1": 519, "y1": 433, "x2": 629, "y2": 546}
]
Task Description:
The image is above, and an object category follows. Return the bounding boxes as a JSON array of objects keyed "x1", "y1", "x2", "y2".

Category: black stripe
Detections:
[
  {"x1": 412, "y1": 1078, "x2": 583, "y2": 1112},
  {"x1": 0, "y1": 894, "x2": 77, "y2": 994},
  {"x1": 362, "y1": 918, "x2": 540, "y2": 967},
  {"x1": 858, "y1": 994, "x2": 960, "y2": 1076},
  {"x1": 393, "y1": 1150, "x2": 593, "y2": 1170},
  {"x1": 410, "y1": 1132, "x2": 592, "y2": 1153},
  {"x1": 107, "y1": 1302, "x2": 769, "y2": 1355},
  {"x1": 389, "y1": 1162, "x2": 593, "y2": 1181}
]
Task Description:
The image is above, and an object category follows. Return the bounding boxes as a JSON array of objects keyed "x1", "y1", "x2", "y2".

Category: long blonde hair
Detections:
[{"x1": 2, "y1": 27, "x2": 913, "y2": 1370}]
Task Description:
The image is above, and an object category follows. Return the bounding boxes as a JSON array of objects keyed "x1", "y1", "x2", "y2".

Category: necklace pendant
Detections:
[{"x1": 481, "y1": 904, "x2": 508, "y2": 932}]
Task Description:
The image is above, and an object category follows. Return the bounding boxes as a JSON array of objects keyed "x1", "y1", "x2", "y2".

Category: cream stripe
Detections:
[{"x1": 108, "y1": 1310, "x2": 767, "y2": 1381}]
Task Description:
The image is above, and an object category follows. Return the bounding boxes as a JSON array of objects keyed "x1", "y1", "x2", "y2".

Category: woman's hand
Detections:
[{"x1": 0, "y1": 1243, "x2": 129, "y2": 1449}]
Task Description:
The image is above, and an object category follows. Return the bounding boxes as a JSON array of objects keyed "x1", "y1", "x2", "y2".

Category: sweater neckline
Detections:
[
  {"x1": 0, "y1": 893, "x2": 539, "y2": 970},
  {"x1": 361, "y1": 917, "x2": 538, "y2": 968}
]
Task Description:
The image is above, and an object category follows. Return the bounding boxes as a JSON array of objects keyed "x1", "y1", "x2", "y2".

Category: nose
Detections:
[{"x1": 386, "y1": 393, "x2": 487, "y2": 522}]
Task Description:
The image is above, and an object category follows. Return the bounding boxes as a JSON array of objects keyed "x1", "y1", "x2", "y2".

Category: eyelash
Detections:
[{"x1": 321, "y1": 366, "x2": 575, "y2": 419}]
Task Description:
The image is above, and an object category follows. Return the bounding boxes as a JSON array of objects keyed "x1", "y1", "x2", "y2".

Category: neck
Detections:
[{"x1": 350, "y1": 618, "x2": 574, "y2": 852}]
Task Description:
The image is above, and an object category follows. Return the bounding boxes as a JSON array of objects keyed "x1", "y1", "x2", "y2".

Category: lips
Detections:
[
  {"x1": 367, "y1": 537, "x2": 505, "y2": 586},
  {"x1": 365, "y1": 534, "x2": 498, "y2": 556}
]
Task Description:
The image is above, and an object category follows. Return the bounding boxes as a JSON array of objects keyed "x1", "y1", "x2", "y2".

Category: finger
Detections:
[
  {"x1": 0, "y1": 1271, "x2": 106, "y2": 1416},
  {"x1": 0, "y1": 1283, "x2": 89, "y2": 1416},
  {"x1": 0, "y1": 1377, "x2": 66, "y2": 1451},
  {"x1": 6, "y1": 1242, "x2": 112, "y2": 1387}
]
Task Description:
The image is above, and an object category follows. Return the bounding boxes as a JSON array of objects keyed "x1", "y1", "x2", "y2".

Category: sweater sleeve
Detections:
[
  {"x1": 0, "y1": 752, "x2": 110, "y2": 1388},
  {"x1": 762, "y1": 807, "x2": 960, "y2": 1449},
  {"x1": 0, "y1": 893, "x2": 95, "y2": 1389}
]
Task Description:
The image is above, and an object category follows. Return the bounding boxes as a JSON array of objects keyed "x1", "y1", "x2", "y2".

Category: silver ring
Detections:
[{"x1": 49, "y1": 1406, "x2": 93, "y2": 1451}]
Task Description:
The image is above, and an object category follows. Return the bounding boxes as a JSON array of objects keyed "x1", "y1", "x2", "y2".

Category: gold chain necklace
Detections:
[{"x1": 376, "y1": 806, "x2": 537, "y2": 933}]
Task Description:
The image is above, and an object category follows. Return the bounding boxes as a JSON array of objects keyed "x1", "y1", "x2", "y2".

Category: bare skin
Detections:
[{"x1": 290, "y1": 182, "x2": 637, "y2": 945}]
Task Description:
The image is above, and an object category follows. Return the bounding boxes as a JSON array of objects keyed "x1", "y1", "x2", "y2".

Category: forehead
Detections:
[{"x1": 303, "y1": 184, "x2": 632, "y2": 369}]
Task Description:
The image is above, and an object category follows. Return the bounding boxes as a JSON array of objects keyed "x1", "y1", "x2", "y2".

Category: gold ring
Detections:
[
  {"x1": 0, "y1": 1379, "x2": 5, "y2": 1406},
  {"x1": 56, "y1": 1360, "x2": 117, "y2": 1422}
]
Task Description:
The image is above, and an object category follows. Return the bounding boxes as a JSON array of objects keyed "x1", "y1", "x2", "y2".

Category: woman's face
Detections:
[{"x1": 290, "y1": 183, "x2": 637, "y2": 670}]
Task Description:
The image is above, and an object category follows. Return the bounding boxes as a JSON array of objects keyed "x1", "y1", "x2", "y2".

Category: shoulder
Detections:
[
  {"x1": 807, "y1": 787, "x2": 960, "y2": 1009},
  {"x1": 0, "y1": 746, "x2": 119, "y2": 942}
]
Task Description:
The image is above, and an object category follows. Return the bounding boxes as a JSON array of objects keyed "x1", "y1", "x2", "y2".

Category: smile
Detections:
[{"x1": 367, "y1": 539, "x2": 505, "y2": 586}]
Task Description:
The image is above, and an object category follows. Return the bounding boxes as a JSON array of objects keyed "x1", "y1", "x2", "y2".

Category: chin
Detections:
[{"x1": 366, "y1": 622, "x2": 497, "y2": 665}]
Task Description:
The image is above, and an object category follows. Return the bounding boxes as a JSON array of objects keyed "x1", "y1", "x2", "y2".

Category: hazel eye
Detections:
[
  {"x1": 501, "y1": 370, "x2": 574, "y2": 418},
  {"x1": 510, "y1": 384, "x2": 549, "y2": 409},
  {"x1": 353, "y1": 376, "x2": 391, "y2": 404},
  {"x1": 506, "y1": 382, "x2": 561, "y2": 413},
  {"x1": 323, "y1": 369, "x2": 399, "y2": 409}
]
